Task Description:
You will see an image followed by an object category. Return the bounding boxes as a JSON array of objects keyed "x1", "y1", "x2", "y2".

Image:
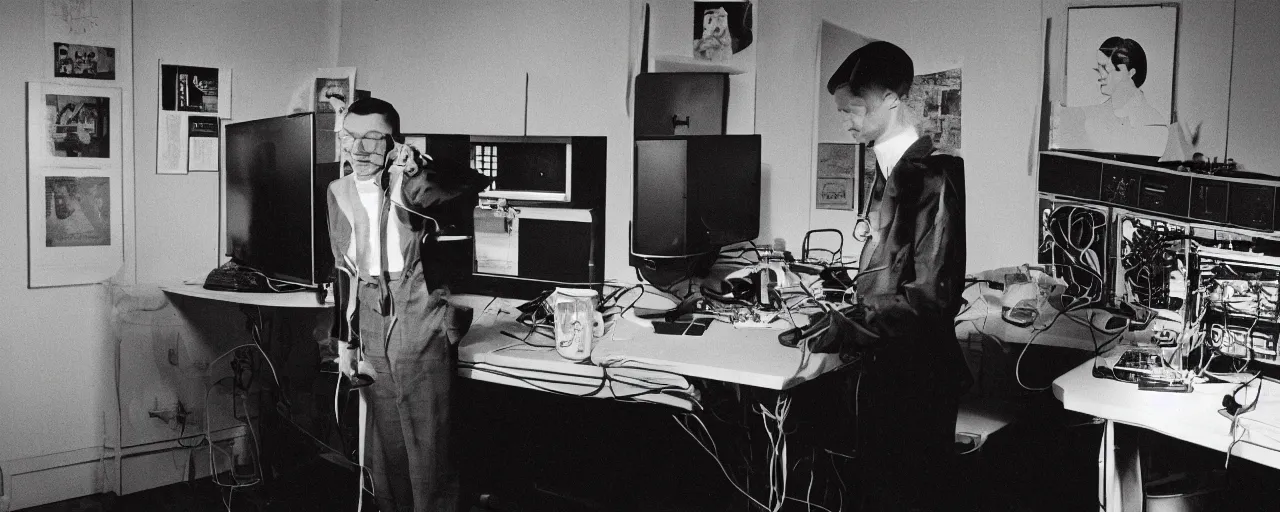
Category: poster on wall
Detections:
[
  {"x1": 187, "y1": 115, "x2": 220, "y2": 172},
  {"x1": 53, "y1": 42, "x2": 116, "y2": 80},
  {"x1": 28, "y1": 82, "x2": 122, "y2": 169},
  {"x1": 27, "y1": 82, "x2": 123, "y2": 288},
  {"x1": 157, "y1": 61, "x2": 232, "y2": 174},
  {"x1": 314, "y1": 67, "x2": 357, "y2": 113},
  {"x1": 1052, "y1": 4, "x2": 1178, "y2": 156},
  {"x1": 160, "y1": 64, "x2": 229, "y2": 117},
  {"x1": 28, "y1": 168, "x2": 124, "y2": 287},
  {"x1": 692, "y1": 1, "x2": 753, "y2": 63},
  {"x1": 906, "y1": 68, "x2": 962, "y2": 153},
  {"x1": 815, "y1": 143, "x2": 859, "y2": 210}
]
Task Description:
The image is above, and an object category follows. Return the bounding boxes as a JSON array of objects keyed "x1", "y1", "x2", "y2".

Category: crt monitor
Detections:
[
  {"x1": 631, "y1": 135, "x2": 761, "y2": 266},
  {"x1": 224, "y1": 113, "x2": 335, "y2": 286}
]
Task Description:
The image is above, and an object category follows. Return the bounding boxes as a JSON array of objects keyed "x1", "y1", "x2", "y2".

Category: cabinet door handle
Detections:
[{"x1": 672, "y1": 115, "x2": 690, "y2": 128}]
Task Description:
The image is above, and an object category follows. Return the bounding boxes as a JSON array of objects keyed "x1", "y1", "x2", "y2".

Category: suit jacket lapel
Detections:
[{"x1": 863, "y1": 136, "x2": 935, "y2": 264}]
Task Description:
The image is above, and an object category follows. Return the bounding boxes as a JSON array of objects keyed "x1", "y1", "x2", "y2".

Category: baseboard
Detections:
[{"x1": 2, "y1": 426, "x2": 245, "y2": 510}]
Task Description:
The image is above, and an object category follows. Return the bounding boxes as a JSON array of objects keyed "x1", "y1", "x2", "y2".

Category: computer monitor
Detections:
[
  {"x1": 224, "y1": 113, "x2": 337, "y2": 286},
  {"x1": 630, "y1": 135, "x2": 761, "y2": 269}
]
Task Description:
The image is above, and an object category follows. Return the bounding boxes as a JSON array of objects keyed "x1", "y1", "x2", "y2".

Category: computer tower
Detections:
[
  {"x1": 630, "y1": 135, "x2": 761, "y2": 269},
  {"x1": 634, "y1": 73, "x2": 729, "y2": 137}
]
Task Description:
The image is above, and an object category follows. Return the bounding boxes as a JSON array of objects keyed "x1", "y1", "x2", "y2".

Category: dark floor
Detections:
[{"x1": 22, "y1": 373, "x2": 1280, "y2": 512}]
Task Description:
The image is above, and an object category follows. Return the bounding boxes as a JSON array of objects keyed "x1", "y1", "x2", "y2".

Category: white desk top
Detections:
[
  {"x1": 1053, "y1": 359, "x2": 1280, "y2": 471},
  {"x1": 159, "y1": 282, "x2": 332, "y2": 309},
  {"x1": 455, "y1": 296, "x2": 845, "y2": 392}
]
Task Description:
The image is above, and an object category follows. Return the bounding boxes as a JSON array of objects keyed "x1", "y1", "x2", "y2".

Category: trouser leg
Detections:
[
  {"x1": 359, "y1": 283, "x2": 415, "y2": 512},
  {"x1": 390, "y1": 285, "x2": 462, "y2": 512}
]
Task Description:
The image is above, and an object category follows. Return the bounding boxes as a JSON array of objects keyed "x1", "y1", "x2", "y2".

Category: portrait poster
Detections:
[
  {"x1": 28, "y1": 169, "x2": 124, "y2": 287},
  {"x1": 1054, "y1": 5, "x2": 1178, "y2": 156},
  {"x1": 27, "y1": 82, "x2": 121, "y2": 169},
  {"x1": 53, "y1": 42, "x2": 116, "y2": 80}
]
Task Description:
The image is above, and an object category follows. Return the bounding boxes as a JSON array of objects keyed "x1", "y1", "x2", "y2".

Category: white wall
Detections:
[
  {"x1": 0, "y1": 1, "x2": 132, "y2": 508},
  {"x1": 1227, "y1": 0, "x2": 1280, "y2": 174},
  {"x1": 338, "y1": 0, "x2": 636, "y2": 281},
  {"x1": 133, "y1": 0, "x2": 342, "y2": 284},
  {"x1": 2, "y1": 1, "x2": 339, "y2": 508},
  {"x1": 758, "y1": 0, "x2": 1044, "y2": 272}
]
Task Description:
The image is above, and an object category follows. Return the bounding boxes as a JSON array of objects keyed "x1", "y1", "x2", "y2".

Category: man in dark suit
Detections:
[{"x1": 827, "y1": 41, "x2": 968, "y2": 511}]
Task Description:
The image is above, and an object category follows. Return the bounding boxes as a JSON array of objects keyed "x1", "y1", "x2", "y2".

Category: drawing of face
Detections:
[
  {"x1": 702, "y1": 7, "x2": 729, "y2": 38},
  {"x1": 53, "y1": 184, "x2": 77, "y2": 219}
]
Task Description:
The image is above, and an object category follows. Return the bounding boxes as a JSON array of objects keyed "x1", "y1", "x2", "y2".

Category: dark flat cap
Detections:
[{"x1": 826, "y1": 40, "x2": 914, "y2": 97}]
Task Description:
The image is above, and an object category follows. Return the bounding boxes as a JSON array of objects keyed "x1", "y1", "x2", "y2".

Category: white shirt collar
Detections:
[{"x1": 872, "y1": 127, "x2": 920, "y2": 178}]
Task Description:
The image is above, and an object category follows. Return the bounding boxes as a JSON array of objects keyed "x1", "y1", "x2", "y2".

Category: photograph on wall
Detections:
[
  {"x1": 44, "y1": 93, "x2": 110, "y2": 158},
  {"x1": 314, "y1": 67, "x2": 356, "y2": 112},
  {"x1": 160, "y1": 64, "x2": 220, "y2": 114},
  {"x1": 45, "y1": 176, "x2": 110, "y2": 247},
  {"x1": 906, "y1": 68, "x2": 962, "y2": 152},
  {"x1": 27, "y1": 167, "x2": 124, "y2": 288},
  {"x1": 815, "y1": 143, "x2": 859, "y2": 210},
  {"x1": 1053, "y1": 4, "x2": 1178, "y2": 156},
  {"x1": 315, "y1": 78, "x2": 350, "y2": 113},
  {"x1": 28, "y1": 82, "x2": 121, "y2": 169},
  {"x1": 53, "y1": 42, "x2": 116, "y2": 80},
  {"x1": 187, "y1": 115, "x2": 219, "y2": 172},
  {"x1": 692, "y1": 1, "x2": 753, "y2": 62}
]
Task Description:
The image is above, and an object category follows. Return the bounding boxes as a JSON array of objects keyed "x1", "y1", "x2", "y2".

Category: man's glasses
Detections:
[{"x1": 338, "y1": 132, "x2": 390, "y2": 155}]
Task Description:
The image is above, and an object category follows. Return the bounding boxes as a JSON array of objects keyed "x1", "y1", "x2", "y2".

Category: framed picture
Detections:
[
  {"x1": 315, "y1": 67, "x2": 356, "y2": 113},
  {"x1": 815, "y1": 143, "x2": 859, "y2": 210},
  {"x1": 1053, "y1": 4, "x2": 1179, "y2": 156},
  {"x1": 53, "y1": 42, "x2": 117, "y2": 80},
  {"x1": 28, "y1": 168, "x2": 124, "y2": 287},
  {"x1": 27, "y1": 82, "x2": 121, "y2": 169}
]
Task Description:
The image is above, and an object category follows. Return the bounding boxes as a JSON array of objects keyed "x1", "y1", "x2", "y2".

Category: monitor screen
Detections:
[
  {"x1": 632, "y1": 135, "x2": 760, "y2": 261},
  {"x1": 473, "y1": 136, "x2": 572, "y2": 202},
  {"x1": 224, "y1": 114, "x2": 320, "y2": 284}
]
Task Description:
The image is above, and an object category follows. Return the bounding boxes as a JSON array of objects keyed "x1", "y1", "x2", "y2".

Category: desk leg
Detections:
[{"x1": 1098, "y1": 419, "x2": 1123, "y2": 512}]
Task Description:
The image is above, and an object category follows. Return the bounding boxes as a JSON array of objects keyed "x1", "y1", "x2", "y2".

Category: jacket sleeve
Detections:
[
  {"x1": 325, "y1": 184, "x2": 355, "y2": 346},
  {"x1": 857, "y1": 160, "x2": 965, "y2": 343},
  {"x1": 394, "y1": 145, "x2": 493, "y2": 215}
]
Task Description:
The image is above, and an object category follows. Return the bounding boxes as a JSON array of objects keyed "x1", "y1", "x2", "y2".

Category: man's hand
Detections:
[
  {"x1": 337, "y1": 341, "x2": 359, "y2": 379},
  {"x1": 385, "y1": 143, "x2": 422, "y2": 178}
]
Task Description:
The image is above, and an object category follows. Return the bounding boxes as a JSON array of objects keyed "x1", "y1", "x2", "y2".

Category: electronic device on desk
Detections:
[
  {"x1": 419, "y1": 135, "x2": 606, "y2": 300},
  {"x1": 629, "y1": 135, "x2": 761, "y2": 273},
  {"x1": 1194, "y1": 247, "x2": 1280, "y2": 377},
  {"x1": 224, "y1": 113, "x2": 339, "y2": 288},
  {"x1": 203, "y1": 261, "x2": 272, "y2": 293}
]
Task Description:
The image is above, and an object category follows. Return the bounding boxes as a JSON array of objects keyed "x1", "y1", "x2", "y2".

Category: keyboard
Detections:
[{"x1": 203, "y1": 265, "x2": 271, "y2": 292}]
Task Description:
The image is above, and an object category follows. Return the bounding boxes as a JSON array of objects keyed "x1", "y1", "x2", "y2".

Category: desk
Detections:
[
  {"x1": 159, "y1": 283, "x2": 331, "y2": 309},
  {"x1": 454, "y1": 295, "x2": 852, "y2": 510},
  {"x1": 456, "y1": 297, "x2": 844, "y2": 402},
  {"x1": 1054, "y1": 359, "x2": 1280, "y2": 511}
]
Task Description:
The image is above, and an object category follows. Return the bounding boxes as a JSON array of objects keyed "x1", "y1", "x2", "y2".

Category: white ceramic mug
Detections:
[{"x1": 550, "y1": 288, "x2": 604, "y2": 361}]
